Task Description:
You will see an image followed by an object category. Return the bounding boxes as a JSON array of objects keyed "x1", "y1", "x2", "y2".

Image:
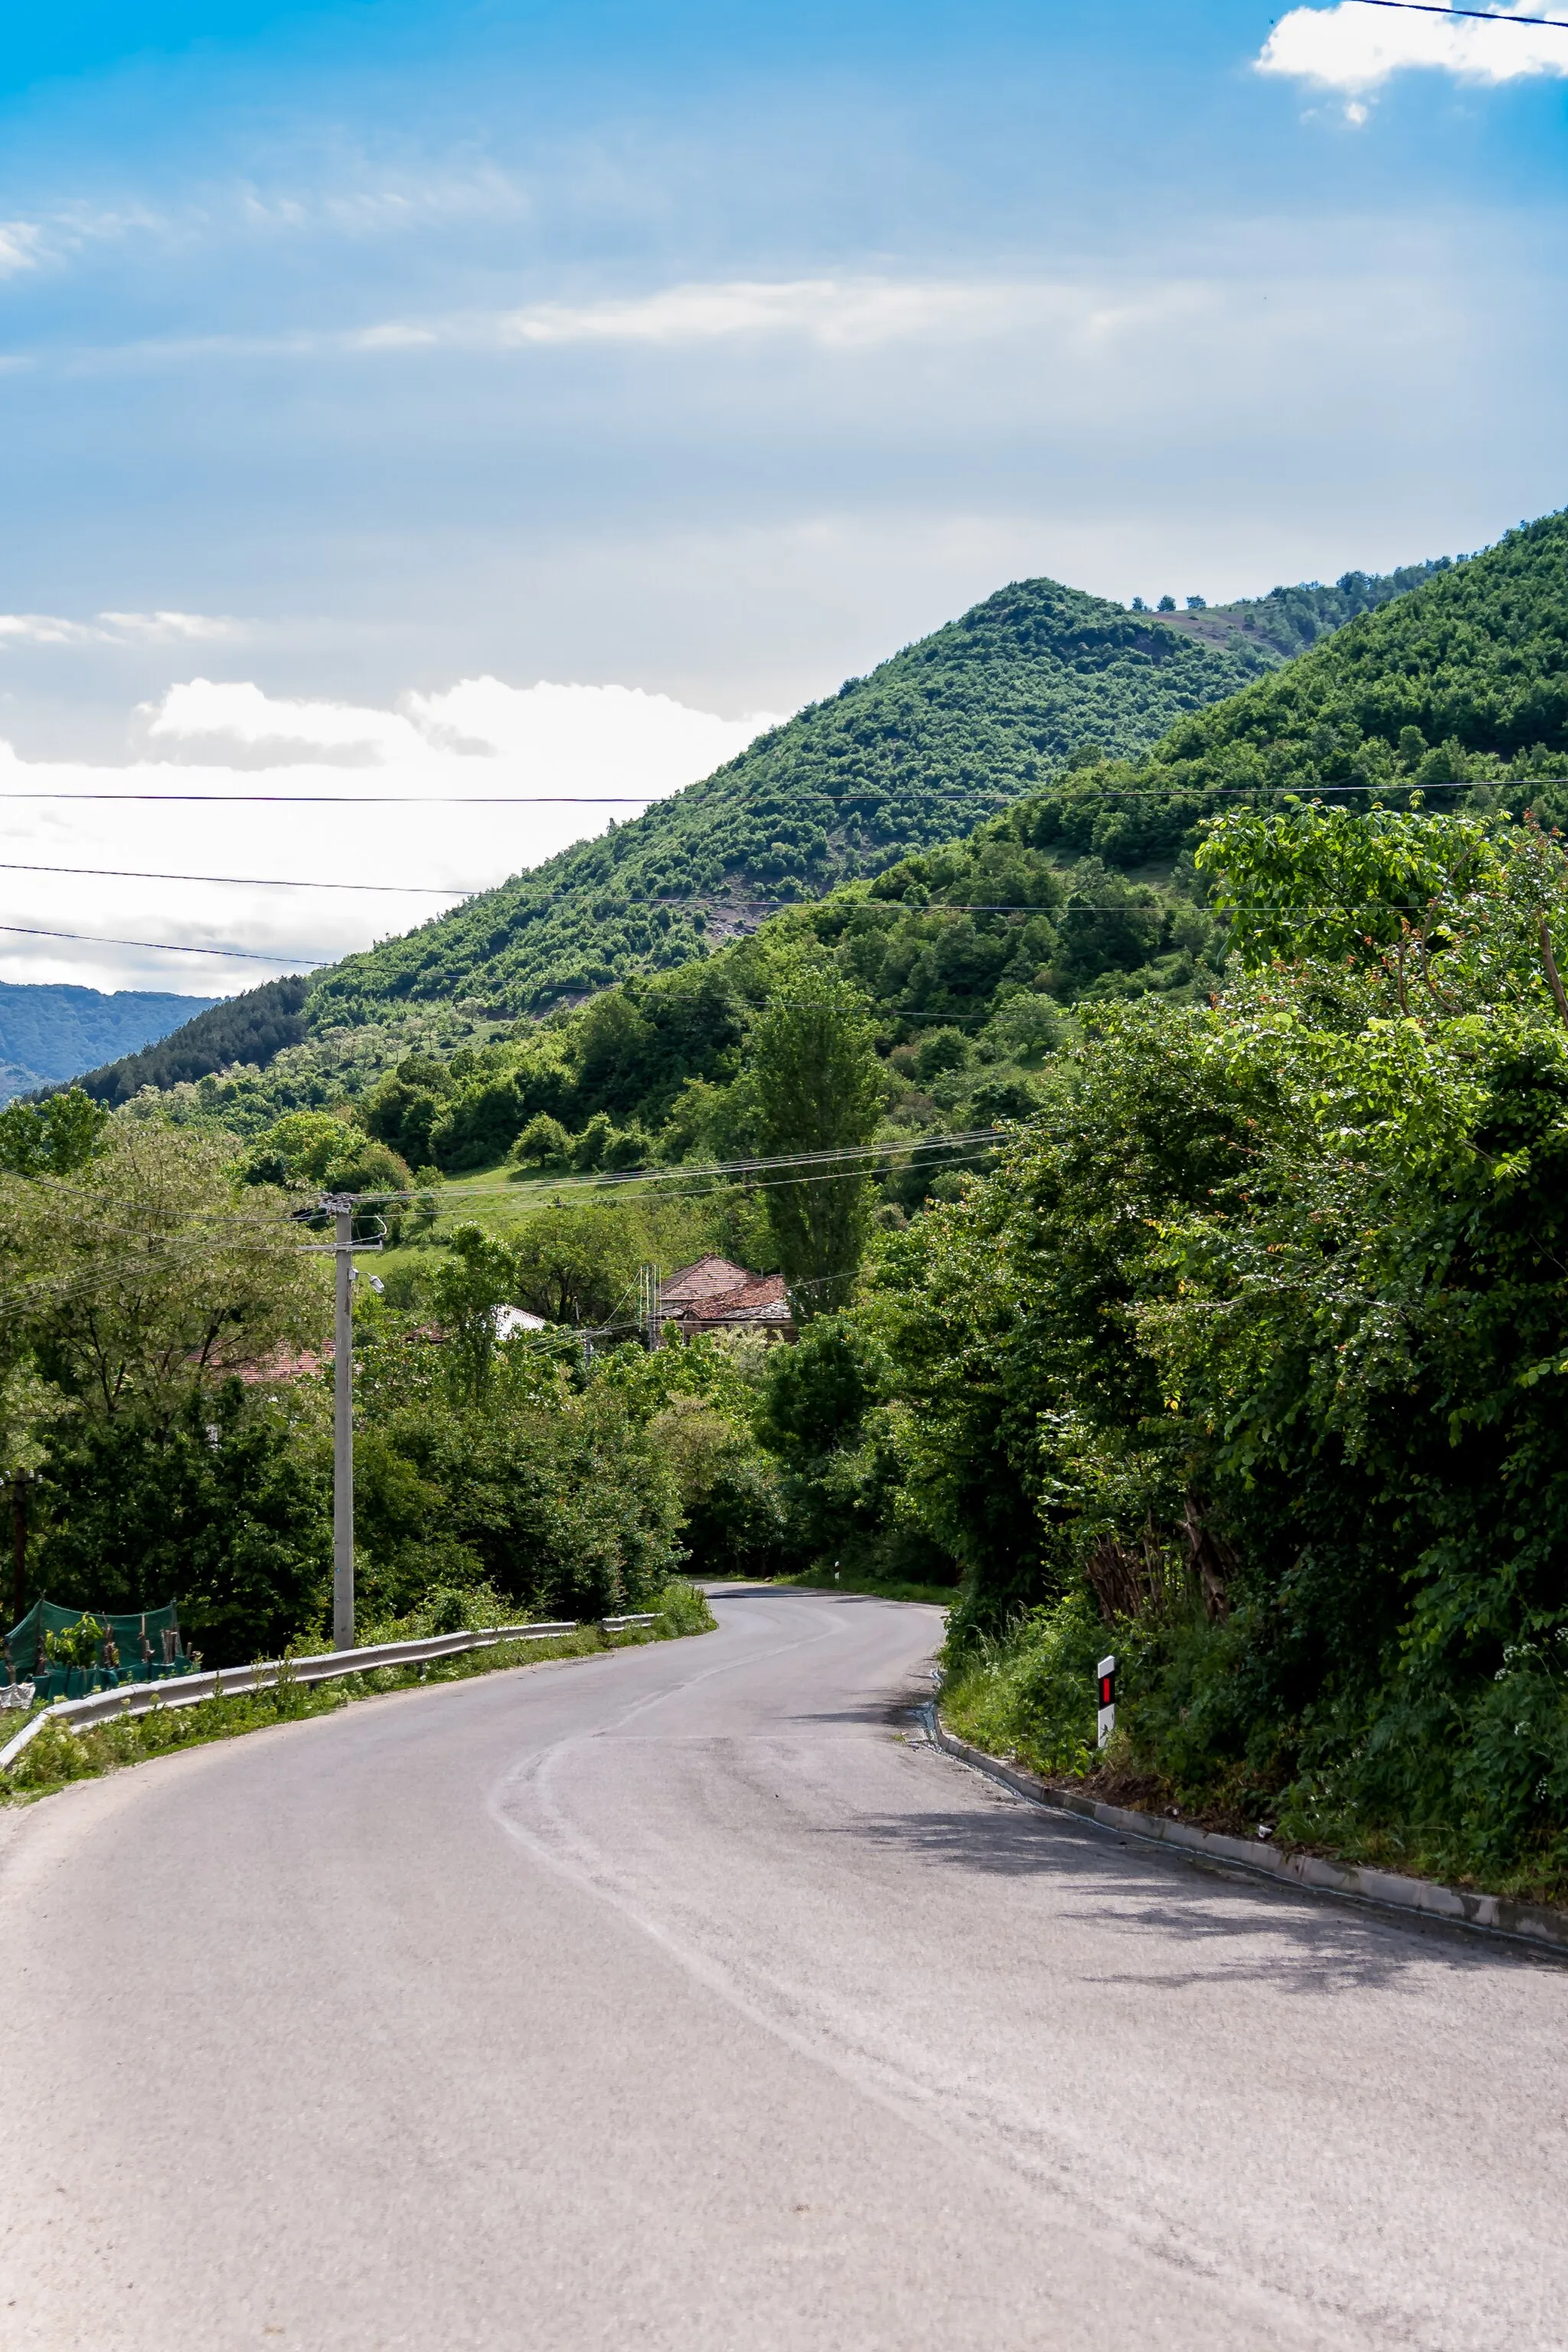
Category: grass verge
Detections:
[
  {"x1": 2, "y1": 1581, "x2": 717, "y2": 1807},
  {"x1": 937, "y1": 1595, "x2": 1568, "y2": 1913}
]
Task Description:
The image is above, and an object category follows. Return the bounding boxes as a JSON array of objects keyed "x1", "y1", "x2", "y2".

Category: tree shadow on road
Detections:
[{"x1": 845, "y1": 1786, "x2": 1562, "y2": 1995}]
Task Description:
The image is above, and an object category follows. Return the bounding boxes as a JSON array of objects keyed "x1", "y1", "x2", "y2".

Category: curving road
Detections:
[{"x1": 2, "y1": 1586, "x2": 1564, "y2": 2350}]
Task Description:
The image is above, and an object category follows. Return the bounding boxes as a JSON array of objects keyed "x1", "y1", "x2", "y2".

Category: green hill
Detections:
[
  {"x1": 1022, "y1": 514, "x2": 1568, "y2": 870},
  {"x1": 305, "y1": 577, "x2": 1276, "y2": 1024},
  {"x1": 74, "y1": 550, "x2": 1455, "y2": 1109},
  {"x1": 72, "y1": 976, "x2": 312, "y2": 1108}
]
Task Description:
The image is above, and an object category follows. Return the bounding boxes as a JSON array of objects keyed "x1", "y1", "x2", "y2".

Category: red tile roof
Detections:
[{"x1": 665, "y1": 1272, "x2": 792, "y2": 1330}]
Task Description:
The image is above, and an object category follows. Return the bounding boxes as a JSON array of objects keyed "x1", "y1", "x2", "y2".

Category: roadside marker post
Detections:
[{"x1": 1097, "y1": 1655, "x2": 1117, "y2": 1750}]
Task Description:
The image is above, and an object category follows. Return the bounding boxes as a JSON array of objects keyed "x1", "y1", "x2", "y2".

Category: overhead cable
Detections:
[
  {"x1": 0, "y1": 787, "x2": 1010, "y2": 806},
  {"x1": 354, "y1": 1126, "x2": 1010, "y2": 1204},
  {"x1": 0, "y1": 922, "x2": 330, "y2": 963},
  {"x1": 1344, "y1": 1, "x2": 1568, "y2": 24}
]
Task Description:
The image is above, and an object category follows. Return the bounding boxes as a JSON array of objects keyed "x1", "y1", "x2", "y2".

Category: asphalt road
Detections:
[{"x1": 2, "y1": 1586, "x2": 1564, "y2": 2351}]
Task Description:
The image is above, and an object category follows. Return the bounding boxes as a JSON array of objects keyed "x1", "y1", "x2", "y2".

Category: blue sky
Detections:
[{"x1": 1, "y1": 2, "x2": 1566, "y2": 991}]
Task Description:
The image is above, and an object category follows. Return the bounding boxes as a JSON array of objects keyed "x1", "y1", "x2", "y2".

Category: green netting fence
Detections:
[{"x1": 2, "y1": 1598, "x2": 194, "y2": 1704}]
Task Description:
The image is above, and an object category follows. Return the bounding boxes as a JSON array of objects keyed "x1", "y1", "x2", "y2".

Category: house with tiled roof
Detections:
[{"x1": 658, "y1": 1256, "x2": 795, "y2": 1339}]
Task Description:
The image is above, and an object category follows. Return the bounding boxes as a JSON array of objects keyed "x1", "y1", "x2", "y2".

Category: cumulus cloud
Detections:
[
  {"x1": 0, "y1": 677, "x2": 779, "y2": 992},
  {"x1": 1258, "y1": 2, "x2": 1568, "y2": 97},
  {"x1": 100, "y1": 612, "x2": 241, "y2": 642}
]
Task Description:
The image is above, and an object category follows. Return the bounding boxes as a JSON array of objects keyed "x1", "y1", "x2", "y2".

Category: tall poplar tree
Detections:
[{"x1": 744, "y1": 962, "x2": 883, "y2": 1318}]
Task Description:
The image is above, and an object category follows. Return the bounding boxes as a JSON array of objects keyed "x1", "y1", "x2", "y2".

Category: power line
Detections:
[
  {"x1": 488, "y1": 1149, "x2": 1005, "y2": 1211},
  {"x1": 0, "y1": 857, "x2": 1518, "y2": 918},
  {"x1": 354, "y1": 1128, "x2": 1011, "y2": 1206},
  {"x1": 0, "y1": 922, "x2": 328, "y2": 964},
  {"x1": 0, "y1": 792, "x2": 666, "y2": 806},
  {"x1": 0, "y1": 1138, "x2": 999, "y2": 1318},
  {"x1": 0, "y1": 788, "x2": 1011, "y2": 806},
  {"x1": 1344, "y1": 1, "x2": 1568, "y2": 24},
  {"x1": 1038, "y1": 778, "x2": 1568, "y2": 798},
  {"x1": 0, "y1": 861, "x2": 477, "y2": 897}
]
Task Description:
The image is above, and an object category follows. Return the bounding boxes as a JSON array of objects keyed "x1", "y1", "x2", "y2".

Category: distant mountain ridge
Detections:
[{"x1": 0, "y1": 983, "x2": 219, "y2": 1106}]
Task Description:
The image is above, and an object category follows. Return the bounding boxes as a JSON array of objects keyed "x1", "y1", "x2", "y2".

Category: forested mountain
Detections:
[
  {"x1": 0, "y1": 983, "x2": 217, "y2": 1106},
  {"x1": 305, "y1": 577, "x2": 1271, "y2": 1026},
  {"x1": 74, "y1": 975, "x2": 311, "y2": 1106},
  {"x1": 70, "y1": 574, "x2": 1275, "y2": 1103},
  {"x1": 74, "y1": 540, "x2": 1467, "y2": 1107},
  {"x1": 1025, "y1": 511, "x2": 1568, "y2": 871}
]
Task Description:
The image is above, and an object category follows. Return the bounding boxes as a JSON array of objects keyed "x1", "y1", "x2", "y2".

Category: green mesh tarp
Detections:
[{"x1": 2, "y1": 1598, "x2": 193, "y2": 1703}]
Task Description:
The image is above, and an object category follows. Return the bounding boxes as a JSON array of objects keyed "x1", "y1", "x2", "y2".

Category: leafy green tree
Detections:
[
  {"x1": 743, "y1": 962, "x2": 884, "y2": 1315},
  {"x1": 755, "y1": 1316, "x2": 872, "y2": 1462},
  {"x1": 241, "y1": 1110, "x2": 412, "y2": 1236},
  {"x1": 431, "y1": 1223, "x2": 520, "y2": 1403},
  {"x1": 34, "y1": 1380, "x2": 332, "y2": 1663},
  {"x1": 508, "y1": 1203, "x2": 645, "y2": 1328},
  {"x1": 0, "y1": 1088, "x2": 109, "y2": 1178},
  {"x1": 3, "y1": 1124, "x2": 326, "y2": 1426}
]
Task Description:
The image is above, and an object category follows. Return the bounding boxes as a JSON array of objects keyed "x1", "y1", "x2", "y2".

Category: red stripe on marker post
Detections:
[{"x1": 1096, "y1": 1655, "x2": 1117, "y2": 1750}]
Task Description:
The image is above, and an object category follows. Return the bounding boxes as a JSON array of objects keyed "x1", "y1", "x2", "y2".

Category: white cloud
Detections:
[
  {"x1": 1258, "y1": 3, "x2": 1568, "y2": 97},
  {"x1": 0, "y1": 611, "x2": 240, "y2": 649},
  {"x1": 333, "y1": 274, "x2": 1220, "y2": 364},
  {"x1": 0, "y1": 677, "x2": 779, "y2": 991},
  {"x1": 0, "y1": 615, "x2": 104, "y2": 648},
  {"x1": 496, "y1": 276, "x2": 1024, "y2": 352},
  {"x1": 0, "y1": 221, "x2": 43, "y2": 276},
  {"x1": 142, "y1": 678, "x2": 417, "y2": 762},
  {"x1": 100, "y1": 612, "x2": 241, "y2": 642},
  {"x1": 351, "y1": 321, "x2": 439, "y2": 351}
]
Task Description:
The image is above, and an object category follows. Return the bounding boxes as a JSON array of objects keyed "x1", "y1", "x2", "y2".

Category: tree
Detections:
[
  {"x1": 0, "y1": 1088, "x2": 109, "y2": 1178},
  {"x1": 35, "y1": 1381, "x2": 332, "y2": 1662},
  {"x1": 431, "y1": 1223, "x2": 520, "y2": 1403},
  {"x1": 240, "y1": 1112, "x2": 413, "y2": 1239},
  {"x1": 4, "y1": 1124, "x2": 327, "y2": 1426},
  {"x1": 508, "y1": 1202, "x2": 647, "y2": 1328},
  {"x1": 743, "y1": 961, "x2": 884, "y2": 1316}
]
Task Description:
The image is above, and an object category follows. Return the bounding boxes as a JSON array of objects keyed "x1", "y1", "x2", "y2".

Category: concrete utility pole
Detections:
[
  {"x1": 637, "y1": 1263, "x2": 662, "y2": 1350},
  {"x1": 306, "y1": 1195, "x2": 384, "y2": 1651},
  {"x1": 11, "y1": 1470, "x2": 28, "y2": 1629}
]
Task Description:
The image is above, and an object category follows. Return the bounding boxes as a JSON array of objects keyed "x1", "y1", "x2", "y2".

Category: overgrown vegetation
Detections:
[{"x1": 867, "y1": 796, "x2": 1568, "y2": 1902}]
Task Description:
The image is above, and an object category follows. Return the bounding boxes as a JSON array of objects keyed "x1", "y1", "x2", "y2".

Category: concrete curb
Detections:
[{"x1": 920, "y1": 1705, "x2": 1568, "y2": 1958}]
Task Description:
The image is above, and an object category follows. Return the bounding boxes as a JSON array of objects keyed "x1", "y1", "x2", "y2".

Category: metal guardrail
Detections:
[
  {"x1": 0, "y1": 1619, "x2": 592, "y2": 1775},
  {"x1": 601, "y1": 1613, "x2": 658, "y2": 1632}
]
